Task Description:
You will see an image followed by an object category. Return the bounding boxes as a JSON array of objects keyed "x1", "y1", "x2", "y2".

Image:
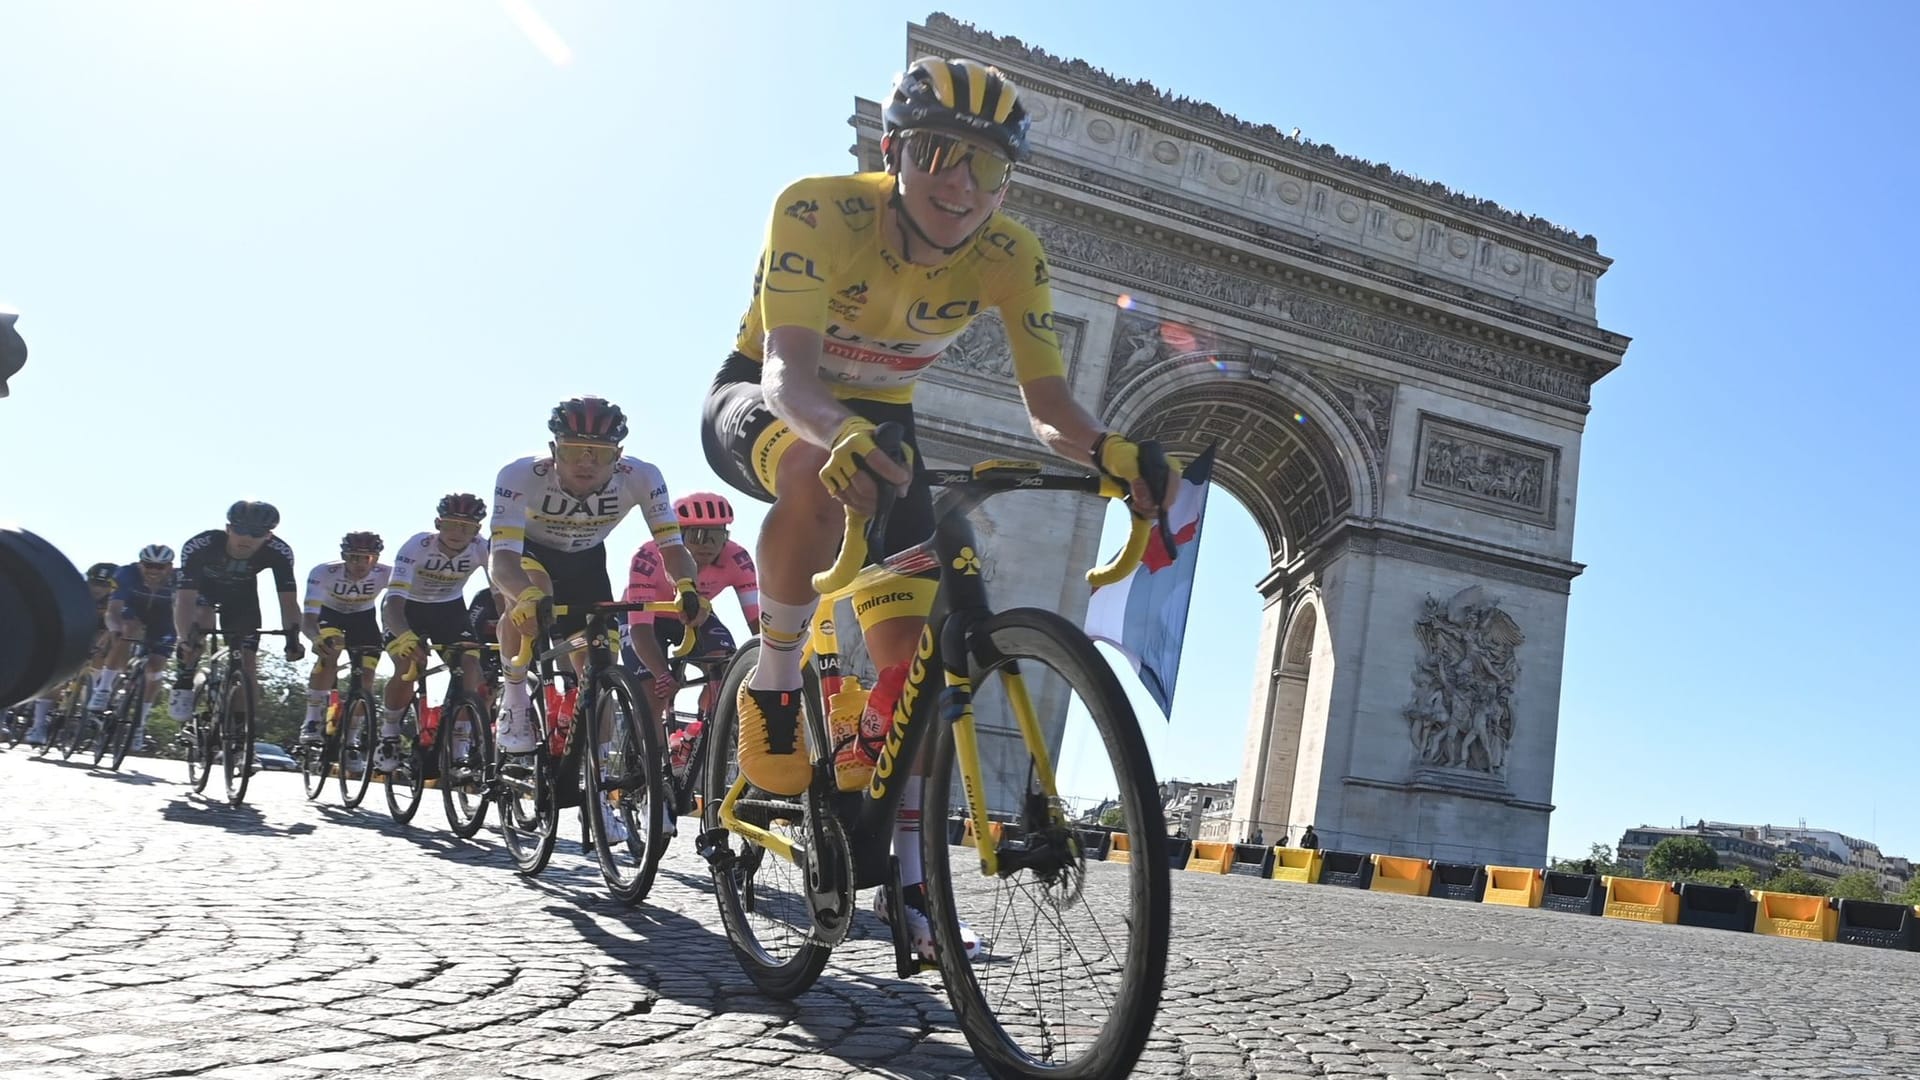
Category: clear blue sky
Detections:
[{"x1": 5, "y1": 2, "x2": 1915, "y2": 862}]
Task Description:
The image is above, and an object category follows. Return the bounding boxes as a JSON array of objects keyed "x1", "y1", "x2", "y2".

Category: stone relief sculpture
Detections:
[
  {"x1": 935, "y1": 311, "x2": 1080, "y2": 388},
  {"x1": 943, "y1": 311, "x2": 1014, "y2": 378},
  {"x1": 1422, "y1": 433, "x2": 1546, "y2": 510},
  {"x1": 1405, "y1": 586, "x2": 1524, "y2": 774}
]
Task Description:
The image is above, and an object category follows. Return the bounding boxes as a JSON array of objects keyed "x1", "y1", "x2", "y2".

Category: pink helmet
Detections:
[{"x1": 674, "y1": 491, "x2": 734, "y2": 527}]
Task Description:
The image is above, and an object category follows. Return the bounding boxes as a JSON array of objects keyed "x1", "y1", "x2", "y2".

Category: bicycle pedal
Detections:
[{"x1": 695, "y1": 827, "x2": 731, "y2": 864}]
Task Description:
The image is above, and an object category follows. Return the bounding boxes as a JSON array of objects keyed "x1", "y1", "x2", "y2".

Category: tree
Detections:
[
  {"x1": 1830, "y1": 871, "x2": 1884, "y2": 902},
  {"x1": 1548, "y1": 842, "x2": 1626, "y2": 877},
  {"x1": 1688, "y1": 866, "x2": 1758, "y2": 889},
  {"x1": 1893, "y1": 878, "x2": 1920, "y2": 906},
  {"x1": 1098, "y1": 804, "x2": 1125, "y2": 828},
  {"x1": 1773, "y1": 849, "x2": 1803, "y2": 871},
  {"x1": 1762, "y1": 868, "x2": 1830, "y2": 897},
  {"x1": 1645, "y1": 836, "x2": 1719, "y2": 879}
]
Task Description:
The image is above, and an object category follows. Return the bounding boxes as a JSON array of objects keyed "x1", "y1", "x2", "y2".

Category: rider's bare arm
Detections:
[
  {"x1": 763, "y1": 326, "x2": 856, "y2": 449},
  {"x1": 1020, "y1": 375, "x2": 1107, "y2": 466}
]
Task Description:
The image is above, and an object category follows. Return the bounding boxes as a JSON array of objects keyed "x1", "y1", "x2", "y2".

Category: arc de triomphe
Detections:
[{"x1": 859, "y1": 16, "x2": 1626, "y2": 867}]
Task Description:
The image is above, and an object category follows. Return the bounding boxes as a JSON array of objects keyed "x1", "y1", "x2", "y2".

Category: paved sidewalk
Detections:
[{"x1": 1, "y1": 749, "x2": 1917, "y2": 1078}]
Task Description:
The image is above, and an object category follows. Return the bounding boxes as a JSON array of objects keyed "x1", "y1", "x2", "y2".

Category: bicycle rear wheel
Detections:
[
  {"x1": 220, "y1": 664, "x2": 257, "y2": 806},
  {"x1": 55, "y1": 687, "x2": 90, "y2": 760},
  {"x1": 440, "y1": 699, "x2": 490, "y2": 838},
  {"x1": 499, "y1": 691, "x2": 557, "y2": 876},
  {"x1": 921, "y1": 608, "x2": 1170, "y2": 1080},
  {"x1": 584, "y1": 669, "x2": 666, "y2": 905},
  {"x1": 702, "y1": 641, "x2": 836, "y2": 999},
  {"x1": 336, "y1": 688, "x2": 375, "y2": 809}
]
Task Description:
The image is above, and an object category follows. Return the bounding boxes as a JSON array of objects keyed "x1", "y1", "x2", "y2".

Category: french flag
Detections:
[{"x1": 1084, "y1": 445, "x2": 1216, "y2": 718}]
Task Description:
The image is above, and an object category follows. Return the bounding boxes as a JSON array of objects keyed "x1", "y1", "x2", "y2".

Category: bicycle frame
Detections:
[{"x1": 715, "y1": 464, "x2": 1142, "y2": 888}]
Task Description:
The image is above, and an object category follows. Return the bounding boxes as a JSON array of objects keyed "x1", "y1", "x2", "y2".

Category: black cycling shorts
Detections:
[
  {"x1": 520, "y1": 540, "x2": 612, "y2": 639},
  {"x1": 396, "y1": 597, "x2": 477, "y2": 649},
  {"x1": 317, "y1": 606, "x2": 382, "y2": 651},
  {"x1": 701, "y1": 351, "x2": 935, "y2": 558}
]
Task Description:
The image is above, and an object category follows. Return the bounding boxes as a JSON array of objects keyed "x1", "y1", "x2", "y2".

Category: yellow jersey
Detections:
[{"x1": 733, "y1": 172, "x2": 1066, "y2": 404}]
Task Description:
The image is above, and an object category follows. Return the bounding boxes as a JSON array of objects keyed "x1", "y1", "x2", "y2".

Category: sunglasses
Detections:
[
  {"x1": 553, "y1": 442, "x2": 621, "y2": 467},
  {"x1": 139, "y1": 561, "x2": 172, "y2": 571},
  {"x1": 684, "y1": 526, "x2": 727, "y2": 545},
  {"x1": 229, "y1": 524, "x2": 272, "y2": 538},
  {"x1": 902, "y1": 129, "x2": 1014, "y2": 192}
]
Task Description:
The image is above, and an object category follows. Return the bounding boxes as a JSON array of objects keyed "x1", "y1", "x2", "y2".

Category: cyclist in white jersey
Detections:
[
  {"x1": 377, "y1": 493, "x2": 490, "y2": 771},
  {"x1": 487, "y1": 397, "x2": 709, "y2": 760},
  {"x1": 298, "y1": 532, "x2": 392, "y2": 743}
]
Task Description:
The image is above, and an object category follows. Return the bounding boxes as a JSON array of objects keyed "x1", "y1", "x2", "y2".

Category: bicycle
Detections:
[
  {"x1": 90, "y1": 635, "x2": 171, "y2": 772},
  {"x1": 700, "y1": 433, "x2": 1174, "y2": 1080},
  {"x1": 384, "y1": 641, "x2": 496, "y2": 829},
  {"x1": 298, "y1": 646, "x2": 382, "y2": 810},
  {"x1": 179, "y1": 623, "x2": 292, "y2": 807},
  {"x1": 657, "y1": 644, "x2": 735, "y2": 835},
  {"x1": 497, "y1": 598, "x2": 696, "y2": 902},
  {"x1": 34, "y1": 668, "x2": 92, "y2": 761}
]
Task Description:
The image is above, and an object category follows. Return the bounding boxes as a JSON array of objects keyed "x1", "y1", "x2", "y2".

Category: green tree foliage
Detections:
[
  {"x1": 1773, "y1": 849, "x2": 1803, "y2": 871},
  {"x1": 1687, "y1": 866, "x2": 1758, "y2": 889},
  {"x1": 1548, "y1": 842, "x2": 1627, "y2": 877},
  {"x1": 1099, "y1": 805, "x2": 1125, "y2": 828},
  {"x1": 1762, "y1": 868, "x2": 1830, "y2": 897},
  {"x1": 1645, "y1": 836, "x2": 1719, "y2": 878},
  {"x1": 1830, "y1": 870, "x2": 1885, "y2": 902},
  {"x1": 1893, "y1": 877, "x2": 1920, "y2": 906}
]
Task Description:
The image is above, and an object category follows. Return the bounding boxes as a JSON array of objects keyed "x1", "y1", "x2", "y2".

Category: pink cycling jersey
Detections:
[{"x1": 624, "y1": 540, "x2": 761, "y2": 629}]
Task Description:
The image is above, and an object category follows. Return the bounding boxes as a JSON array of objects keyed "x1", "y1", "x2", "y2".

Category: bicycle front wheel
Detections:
[
  {"x1": 337, "y1": 688, "x2": 375, "y2": 809},
  {"x1": 108, "y1": 689, "x2": 143, "y2": 773},
  {"x1": 440, "y1": 699, "x2": 490, "y2": 838},
  {"x1": 702, "y1": 641, "x2": 836, "y2": 999},
  {"x1": 922, "y1": 607, "x2": 1170, "y2": 1080},
  {"x1": 584, "y1": 668, "x2": 666, "y2": 905},
  {"x1": 499, "y1": 692, "x2": 557, "y2": 876},
  {"x1": 220, "y1": 664, "x2": 258, "y2": 806},
  {"x1": 185, "y1": 680, "x2": 216, "y2": 793},
  {"x1": 89, "y1": 676, "x2": 126, "y2": 767},
  {"x1": 383, "y1": 701, "x2": 425, "y2": 824}
]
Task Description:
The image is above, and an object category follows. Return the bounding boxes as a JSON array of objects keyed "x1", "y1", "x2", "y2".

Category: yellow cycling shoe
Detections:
[{"x1": 737, "y1": 684, "x2": 812, "y2": 797}]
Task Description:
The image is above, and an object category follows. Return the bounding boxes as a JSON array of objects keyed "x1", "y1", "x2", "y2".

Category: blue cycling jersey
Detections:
[{"x1": 111, "y1": 563, "x2": 173, "y2": 623}]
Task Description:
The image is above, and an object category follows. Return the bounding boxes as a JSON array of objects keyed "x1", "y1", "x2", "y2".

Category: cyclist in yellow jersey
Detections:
[{"x1": 701, "y1": 57, "x2": 1168, "y2": 959}]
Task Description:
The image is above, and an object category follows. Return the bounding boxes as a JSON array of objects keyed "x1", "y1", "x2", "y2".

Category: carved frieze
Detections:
[
  {"x1": 1022, "y1": 213, "x2": 1589, "y2": 406},
  {"x1": 1011, "y1": 155, "x2": 1621, "y2": 352},
  {"x1": 1412, "y1": 414, "x2": 1559, "y2": 527},
  {"x1": 920, "y1": 13, "x2": 1597, "y2": 251}
]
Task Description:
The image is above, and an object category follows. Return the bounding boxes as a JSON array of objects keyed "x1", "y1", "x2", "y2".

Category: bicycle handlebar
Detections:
[
  {"x1": 508, "y1": 598, "x2": 698, "y2": 670},
  {"x1": 812, "y1": 429, "x2": 1182, "y2": 595},
  {"x1": 811, "y1": 422, "x2": 908, "y2": 595}
]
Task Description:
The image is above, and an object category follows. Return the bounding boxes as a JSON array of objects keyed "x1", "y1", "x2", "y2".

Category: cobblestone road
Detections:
[{"x1": 3, "y1": 749, "x2": 1918, "y2": 1079}]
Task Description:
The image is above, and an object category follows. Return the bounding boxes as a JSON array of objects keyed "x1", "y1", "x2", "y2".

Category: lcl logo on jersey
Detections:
[
  {"x1": 905, "y1": 299, "x2": 980, "y2": 334},
  {"x1": 836, "y1": 195, "x2": 876, "y2": 230},
  {"x1": 766, "y1": 251, "x2": 826, "y2": 292},
  {"x1": 1023, "y1": 311, "x2": 1060, "y2": 346},
  {"x1": 980, "y1": 230, "x2": 1018, "y2": 258},
  {"x1": 541, "y1": 493, "x2": 621, "y2": 518}
]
